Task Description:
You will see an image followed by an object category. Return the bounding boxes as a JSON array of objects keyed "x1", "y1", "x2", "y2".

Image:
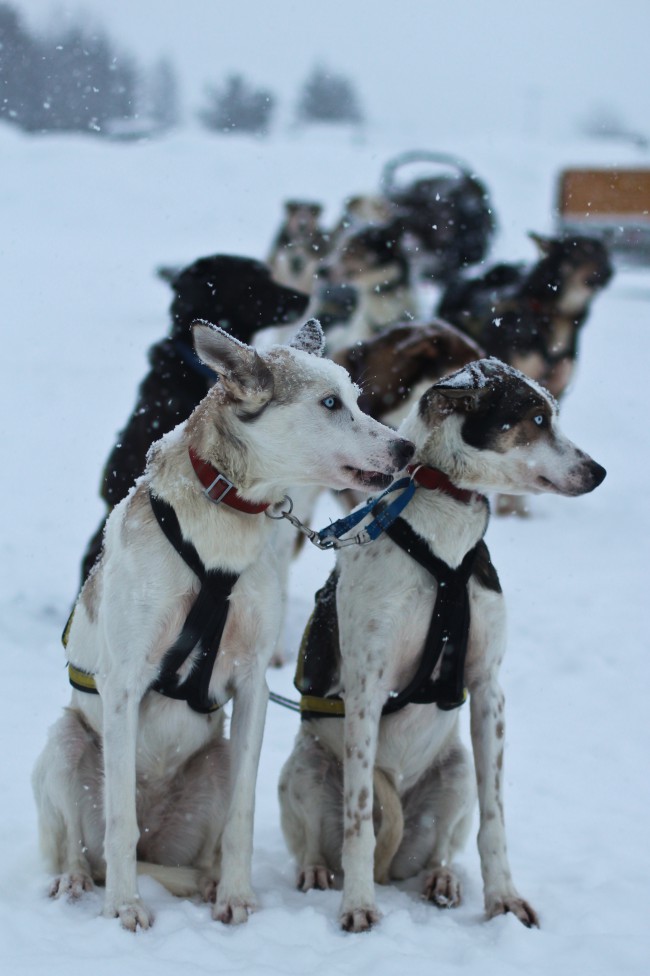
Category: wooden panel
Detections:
[{"x1": 558, "y1": 169, "x2": 650, "y2": 217}]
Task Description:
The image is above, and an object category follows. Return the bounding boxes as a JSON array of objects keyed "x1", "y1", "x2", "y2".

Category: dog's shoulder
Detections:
[
  {"x1": 295, "y1": 569, "x2": 341, "y2": 697},
  {"x1": 471, "y1": 539, "x2": 501, "y2": 594}
]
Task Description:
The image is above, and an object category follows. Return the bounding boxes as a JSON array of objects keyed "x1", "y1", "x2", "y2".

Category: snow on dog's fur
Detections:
[
  {"x1": 32, "y1": 319, "x2": 414, "y2": 931},
  {"x1": 279, "y1": 358, "x2": 605, "y2": 932}
]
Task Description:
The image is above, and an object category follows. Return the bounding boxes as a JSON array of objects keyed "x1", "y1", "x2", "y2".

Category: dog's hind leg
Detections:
[
  {"x1": 179, "y1": 738, "x2": 230, "y2": 904},
  {"x1": 134, "y1": 728, "x2": 231, "y2": 905},
  {"x1": 32, "y1": 708, "x2": 102, "y2": 900},
  {"x1": 278, "y1": 731, "x2": 341, "y2": 891},
  {"x1": 372, "y1": 768, "x2": 404, "y2": 884},
  {"x1": 391, "y1": 740, "x2": 475, "y2": 908}
]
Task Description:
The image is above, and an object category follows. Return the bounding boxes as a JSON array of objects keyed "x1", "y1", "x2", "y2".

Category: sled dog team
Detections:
[{"x1": 33, "y1": 316, "x2": 605, "y2": 933}]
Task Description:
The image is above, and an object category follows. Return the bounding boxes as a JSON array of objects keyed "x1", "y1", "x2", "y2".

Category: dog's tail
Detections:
[
  {"x1": 373, "y1": 768, "x2": 404, "y2": 884},
  {"x1": 137, "y1": 862, "x2": 201, "y2": 898}
]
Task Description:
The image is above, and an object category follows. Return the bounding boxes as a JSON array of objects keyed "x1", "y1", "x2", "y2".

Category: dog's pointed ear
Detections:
[
  {"x1": 431, "y1": 363, "x2": 491, "y2": 413},
  {"x1": 191, "y1": 320, "x2": 274, "y2": 411},
  {"x1": 288, "y1": 318, "x2": 325, "y2": 357},
  {"x1": 529, "y1": 231, "x2": 552, "y2": 255}
]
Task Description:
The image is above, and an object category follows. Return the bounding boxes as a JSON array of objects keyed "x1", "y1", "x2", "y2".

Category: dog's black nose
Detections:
[
  {"x1": 588, "y1": 460, "x2": 607, "y2": 490},
  {"x1": 392, "y1": 439, "x2": 415, "y2": 469}
]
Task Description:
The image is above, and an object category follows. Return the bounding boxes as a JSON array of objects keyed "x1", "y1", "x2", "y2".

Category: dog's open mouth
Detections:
[
  {"x1": 345, "y1": 466, "x2": 394, "y2": 490},
  {"x1": 536, "y1": 475, "x2": 564, "y2": 494}
]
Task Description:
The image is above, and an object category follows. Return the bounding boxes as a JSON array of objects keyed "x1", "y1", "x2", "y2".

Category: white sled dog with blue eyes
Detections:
[
  {"x1": 278, "y1": 358, "x2": 606, "y2": 932},
  {"x1": 32, "y1": 318, "x2": 414, "y2": 932}
]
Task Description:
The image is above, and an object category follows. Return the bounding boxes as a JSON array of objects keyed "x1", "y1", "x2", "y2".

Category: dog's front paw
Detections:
[
  {"x1": 212, "y1": 890, "x2": 257, "y2": 925},
  {"x1": 340, "y1": 905, "x2": 381, "y2": 933},
  {"x1": 422, "y1": 867, "x2": 462, "y2": 908},
  {"x1": 104, "y1": 897, "x2": 154, "y2": 932},
  {"x1": 298, "y1": 864, "x2": 334, "y2": 892},
  {"x1": 49, "y1": 872, "x2": 94, "y2": 901},
  {"x1": 486, "y1": 893, "x2": 539, "y2": 928}
]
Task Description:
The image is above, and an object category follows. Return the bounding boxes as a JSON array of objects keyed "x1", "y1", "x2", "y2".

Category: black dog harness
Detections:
[
  {"x1": 147, "y1": 492, "x2": 239, "y2": 712},
  {"x1": 67, "y1": 492, "x2": 239, "y2": 714},
  {"x1": 297, "y1": 517, "x2": 500, "y2": 719}
]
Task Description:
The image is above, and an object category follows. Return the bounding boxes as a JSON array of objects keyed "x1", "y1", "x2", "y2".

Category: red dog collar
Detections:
[
  {"x1": 407, "y1": 464, "x2": 484, "y2": 506},
  {"x1": 189, "y1": 447, "x2": 270, "y2": 514}
]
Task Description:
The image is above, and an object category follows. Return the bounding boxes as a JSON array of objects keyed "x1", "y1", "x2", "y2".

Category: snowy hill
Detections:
[{"x1": 1, "y1": 121, "x2": 648, "y2": 975}]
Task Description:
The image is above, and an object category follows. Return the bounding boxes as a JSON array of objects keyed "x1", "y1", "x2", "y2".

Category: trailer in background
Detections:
[{"x1": 556, "y1": 167, "x2": 650, "y2": 265}]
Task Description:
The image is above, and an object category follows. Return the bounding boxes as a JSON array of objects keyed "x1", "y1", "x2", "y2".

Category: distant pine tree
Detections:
[
  {"x1": 148, "y1": 57, "x2": 180, "y2": 131},
  {"x1": 33, "y1": 25, "x2": 138, "y2": 134},
  {"x1": 199, "y1": 74, "x2": 275, "y2": 135},
  {"x1": 0, "y1": 3, "x2": 141, "y2": 136},
  {"x1": 296, "y1": 65, "x2": 364, "y2": 125},
  {"x1": 0, "y1": 4, "x2": 37, "y2": 128}
]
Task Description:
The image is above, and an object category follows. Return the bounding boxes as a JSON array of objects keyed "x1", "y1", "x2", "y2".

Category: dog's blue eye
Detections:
[
  {"x1": 322, "y1": 395, "x2": 341, "y2": 410},
  {"x1": 533, "y1": 414, "x2": 546, "y2": 427}
]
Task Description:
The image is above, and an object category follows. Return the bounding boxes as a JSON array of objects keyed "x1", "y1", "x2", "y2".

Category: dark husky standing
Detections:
[{"x1": 437, "y1": 233, "x2": 613, "y2": 400}]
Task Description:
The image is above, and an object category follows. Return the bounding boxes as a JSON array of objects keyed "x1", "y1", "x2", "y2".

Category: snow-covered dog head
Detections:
[
  {"x1": 399, "y1": 358, "x2": 605, "y2": 497},
  {"x1": 187, "y1": 318, "x2": 414, "y2": 500}
]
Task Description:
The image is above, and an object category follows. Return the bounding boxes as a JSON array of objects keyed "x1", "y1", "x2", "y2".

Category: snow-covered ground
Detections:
[{"x1": 1, "y1": 121, "x2": 648, "y2": 975}]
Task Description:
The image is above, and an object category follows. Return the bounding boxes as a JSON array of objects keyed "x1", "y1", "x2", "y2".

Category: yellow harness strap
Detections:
[
  {"x1": 68, "y1": 663, "x2": 100, "y2": 694},
  {"x1": 66, "y1": 661, "x2": 222, "y2": 712},
  {"x1": 299, "y1": 694, "x2": 345, "y2": 716},
  {"x1": 298, "y1": 687, "x2": 467, "y2": 718}
]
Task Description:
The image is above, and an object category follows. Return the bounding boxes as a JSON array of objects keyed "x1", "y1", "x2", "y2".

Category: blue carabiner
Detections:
[{"x1": 317, "y1": 475, "x2": 416, "y2": 548}]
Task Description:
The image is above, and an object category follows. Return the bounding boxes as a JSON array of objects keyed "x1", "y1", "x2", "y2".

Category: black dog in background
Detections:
[{"x1": 80, "y1": 255, "x2": 309, "y2": 581}]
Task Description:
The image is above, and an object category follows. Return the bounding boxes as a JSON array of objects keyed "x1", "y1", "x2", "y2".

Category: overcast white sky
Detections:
[{"x1": 18, "y1": 0, "x2": 650, "y2": 138}]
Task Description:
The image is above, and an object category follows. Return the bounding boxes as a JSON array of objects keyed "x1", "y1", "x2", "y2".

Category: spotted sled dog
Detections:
[
  {"x1": 32, "y1": 319, "x2": 413, "y2": 931},
  {"x1": 279, "y1": 359, "x2": 606, "y2": 932}
]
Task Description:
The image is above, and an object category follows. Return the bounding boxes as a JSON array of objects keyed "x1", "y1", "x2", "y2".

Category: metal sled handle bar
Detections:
[{"x1": 381, "y1": 150, "x2": 473, "y2": 196}]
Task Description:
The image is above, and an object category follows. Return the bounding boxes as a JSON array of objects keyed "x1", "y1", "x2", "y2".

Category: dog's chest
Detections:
[
  {"x1": 340, "y1": 559, "x2": 441, "y2": 699},
  {"x1": 346, "y1": 285, "x2": 415, "y2": 345},
  {"x1": 188, "y1": 511, "x2": 274, "y2": 576},
  {"x1": 363, "y1": 285, "x2": 415, "y2": 330},
  {"x1": 546, "y1": 316, "x2": 576, "y2": 356},
  {"x1": 271, "y1": 248, "x2": 318, "y2": 293},
  {"x1": 74, "y1": 690, "x2": 222, "y2": 778},
  {"x1": 377, "y1": 704, "x2": 459, "y2": 791},
  {"x1": 557, "y1": 278, "x2": 593, "y2": 317},
  {"x1": 139, "y1": 696, "x2": 223, "y2": 771}
]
